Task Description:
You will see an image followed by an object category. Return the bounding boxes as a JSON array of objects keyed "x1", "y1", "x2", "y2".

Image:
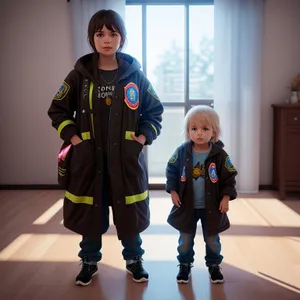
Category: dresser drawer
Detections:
[{"x1": 286, "y1": 111, "x2": 300, "y2": 126}]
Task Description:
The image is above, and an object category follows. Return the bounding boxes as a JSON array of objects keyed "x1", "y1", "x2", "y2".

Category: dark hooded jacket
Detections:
[
  {"x1": 48, "y1": 52, "x2": 164, "y2": 240},
  {"x1": 166, "y1": 141, "x2": 238, "y2": 236}
]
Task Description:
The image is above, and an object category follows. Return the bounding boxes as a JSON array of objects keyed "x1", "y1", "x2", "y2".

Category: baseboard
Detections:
[
  {"x1": 149, "y1": 184, "x2": 165, "y2": 190},
  {"x1": 0, "y1": 185, "x2": 63, "y2": 190},
  {"x1": 1, "y1": 184, "x2": 163, "y2": 190},
  {"x1": 259, "y1": 185, "x2": 274, "y2": 190},
  {"x1": 0, "y1": 184, "x2": 275, "y2": 191}
]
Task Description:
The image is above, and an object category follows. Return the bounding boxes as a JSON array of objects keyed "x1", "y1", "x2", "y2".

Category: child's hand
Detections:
[
  {"x1": 219, "y1": 196, "x2": 230, "y2": 213},
  {"x1": 171, "y1": 190, "x2": 181, "y2": 207},
  {"x1": 131, "y1": 133, "x2": 146, "y2": 145},
  {"x1": 70, "y1": 135, "x2": 82, "y2": 146}
]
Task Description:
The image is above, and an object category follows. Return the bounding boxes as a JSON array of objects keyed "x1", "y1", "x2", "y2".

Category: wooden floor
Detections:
[{"x1": 0, "y1": 190, "x2": 299, "y2": 300}]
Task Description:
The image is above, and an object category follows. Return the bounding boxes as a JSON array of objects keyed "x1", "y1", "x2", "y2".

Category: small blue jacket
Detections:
[{"x1": 166, "y1": 140, "x2": 238, "y2": 235}]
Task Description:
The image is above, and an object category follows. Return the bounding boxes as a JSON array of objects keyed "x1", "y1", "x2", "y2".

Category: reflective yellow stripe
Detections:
[
  {"x1": 57, "y1": 120, "x2": 75, "y2": 137},
  {"x1": 144, "y1": 122, "x2": 158, "y2": 136},
  {"x1": 89, "y1": 82, "x2": 95, "y2": 138},
  {"x1": 125, "y1": 131, "x2": 135, "y2": 140},
  {"x1": 65, "y1": 191, "x2": 93, "y2": 205},
  {"x1": 150, "y1": 123, "x2": 158, "y2": 136},
  {"x1": 81, "y1": 132, "x2": 91, "y2": 140},
  {"x1": 125, "y1": 190, "x2": 148, "y2": 205}
]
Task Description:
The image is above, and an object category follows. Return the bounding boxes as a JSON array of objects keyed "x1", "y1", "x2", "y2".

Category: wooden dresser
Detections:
[{"x1": 272, "y1": 104, "x2": 300, "y2": 199}]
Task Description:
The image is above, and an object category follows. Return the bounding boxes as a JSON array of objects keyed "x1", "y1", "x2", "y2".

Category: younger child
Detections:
[{"x1": 165, "y1": 105, "x2": 237, "y2": 284}]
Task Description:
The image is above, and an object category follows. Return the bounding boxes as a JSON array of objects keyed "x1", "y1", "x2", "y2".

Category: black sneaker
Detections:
[
  {"x1": 177, "y1": 263, "x2": 192, "y2": 284},
  {"x1": 75, "y1": 261, "x2": 98, "y2": 286},
  {"x1": 126, "y1": 259, "x2": 149, "y2": 282},
  {"x1": 208, "y1": 265, "x2": 224, "y2": 283}
]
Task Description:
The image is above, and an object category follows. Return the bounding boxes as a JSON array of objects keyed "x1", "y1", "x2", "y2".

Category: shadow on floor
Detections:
[{"x1": 0, "y1": 260, "x2": 299, "y2": 300}]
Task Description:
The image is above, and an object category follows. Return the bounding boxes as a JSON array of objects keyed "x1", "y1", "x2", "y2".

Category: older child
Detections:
[
  {"x1": 166, "y1": 105, "x2": 237, "y2": 284},
  {"x1": 48, "y1": 9, "x2": 163, "y2": 285}
]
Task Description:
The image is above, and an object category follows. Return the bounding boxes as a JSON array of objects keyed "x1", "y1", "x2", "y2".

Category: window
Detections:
[
  {"x1": 125, "y1": 1, "x2": 214, "y2": 186},
  {"x1": 148, "y1": 107, "x2": 185, "y2": 183},
  {"x1": 189, "y1": 5, "x2": 214, "y2": 100},
  {"x1": 146, "y1": 6, "x2": 185, "y2": 103},
  {"x1": 124, "y1": 5, "x2": 142, "y2": 68}
]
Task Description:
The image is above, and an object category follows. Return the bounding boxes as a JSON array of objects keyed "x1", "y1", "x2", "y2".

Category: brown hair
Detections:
[{"x1": 87, "y1": 9, "x2": 127, "y2": 52}]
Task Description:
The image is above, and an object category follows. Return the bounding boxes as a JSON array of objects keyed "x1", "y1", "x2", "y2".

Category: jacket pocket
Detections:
[
  {"x1": 167, "y1": 204, "x2": 195, "y2": 233},
  {"x1": 169, "y1": 204, "x2": 184, "y2": 217},
  {"x1": 67, "y1": 141, "x2": 95, "y2": 196},
  {"x1": 207, "y1": 210, "x2": 230, "y2": 235},
  {"x1": 57, "y1": 142, "x2": 73, "y2": 189},
  {"x1": 122, "y1": 140, "x2": 147, "y2": 197},
  {"x1": 70, "y1": 141, "x2": 94, "y2": 176}
]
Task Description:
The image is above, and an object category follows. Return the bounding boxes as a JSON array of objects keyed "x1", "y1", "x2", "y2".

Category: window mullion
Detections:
[
  {"x1": 142, "y1": 4, "x2": 147, "y2": 76},
  {"x1": 184, "y1": 4, "x2": 189, "y2": 114}
]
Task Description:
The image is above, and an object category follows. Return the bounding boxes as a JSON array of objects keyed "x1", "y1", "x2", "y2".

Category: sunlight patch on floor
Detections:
[
  {"x1": 0, "y1": 234, "x2": 77, "y2": 262},
  {"x1": 32, "y1": 199, "x2": 63, "y2": 225},
  {"x1": 245, "y1": 198, "x2": 300, "y2": 227},
  {"x1": 221, "y1": 235, "x2": 300, "y2": 291}
]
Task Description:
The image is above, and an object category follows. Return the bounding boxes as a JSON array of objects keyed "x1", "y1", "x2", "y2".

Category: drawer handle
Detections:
[{"x1": 294, "y1": 117, "x2": 298, "y2": 121}]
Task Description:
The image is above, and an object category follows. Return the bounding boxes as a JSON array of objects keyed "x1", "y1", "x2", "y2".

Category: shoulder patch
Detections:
[
  {"x1": 169, "y1": 150, "x2": 178, "y2": 163},
  {"x1": 147, "y1": 84, "x2": 160, "y2": 100},
  {"x1": 225, "y1": 156, "x2": 236, "y2": 172},
  {"x1": 53, "y1": 81, "x2": 70, "y2": 100},
  {"x1": 124, "y1": 82, "x2": 139, "y2": 110}
]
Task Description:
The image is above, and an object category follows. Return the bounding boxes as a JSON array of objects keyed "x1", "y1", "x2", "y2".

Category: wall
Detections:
[
  {"x1": 260, "y1": 0, "x2": 300, "y2": 185},
  {"x1": 0, "y1": 0, "x2": 74, "y2": 184},
  {"x1": 1, "y1": 0, "x2": 300, "y2": 185}
]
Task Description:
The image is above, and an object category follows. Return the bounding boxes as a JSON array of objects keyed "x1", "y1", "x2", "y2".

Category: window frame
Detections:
[
  {"x1": 126, "y1": 0, "x2": 214, "y2": 114},
  {"x1": 127, "y1": 0, "x2": 213, "y2": 5},
  {"x1": 125, "y1": 1, "x2": 214, "y2": 188}
]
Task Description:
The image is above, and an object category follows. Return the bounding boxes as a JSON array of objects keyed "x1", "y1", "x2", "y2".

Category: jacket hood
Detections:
[
  {"x1": 74, "y1": 52, "x2": 142, "y2": 83},
  {"x1": 215, "y1": 140, "x2": 224, "y2": 148}
]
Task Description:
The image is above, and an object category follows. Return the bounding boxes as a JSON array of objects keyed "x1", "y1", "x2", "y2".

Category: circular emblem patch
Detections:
[
  {"x1": 124, "y1": 82, "x2": 139, "y2": 110},
  {"x1": 208, "y1": 163, "x2": 218, "y2": 183}
]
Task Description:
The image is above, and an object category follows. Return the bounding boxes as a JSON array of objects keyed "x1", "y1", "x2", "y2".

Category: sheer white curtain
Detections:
[
  {"x1": 214, "y1": 0, "x2": 264, "y2": 193},
  {"x1": 69, "y1": 0, "x2": 125, "y2": 60}
]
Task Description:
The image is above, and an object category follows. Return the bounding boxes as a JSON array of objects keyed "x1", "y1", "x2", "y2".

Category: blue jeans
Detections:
[
  {"x1": 78, "y1": 234, "x2": 145, "y2": 262},
  {"x1": 177, "y1": 209, "x2": 223, "y2": 267},
  {"x1": 78, "y1": 162, "x2": 145, "y2": 262}
]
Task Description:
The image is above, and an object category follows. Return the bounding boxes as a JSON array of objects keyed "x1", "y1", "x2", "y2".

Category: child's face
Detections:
[
  {"x1": 93, "y1": 25, "x2": 122, "y2": 56},
  {"x1": 188, "y1": 116, "x2": 214, "y2": 146}
]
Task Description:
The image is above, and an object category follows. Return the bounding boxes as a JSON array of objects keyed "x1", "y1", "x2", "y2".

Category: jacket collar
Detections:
[
  {"x1": 74, "y1": 52, "x2": 141, "y2": 83},
  {"x1": 185, "y1": 140, "x2": 222, "y2": 158}
]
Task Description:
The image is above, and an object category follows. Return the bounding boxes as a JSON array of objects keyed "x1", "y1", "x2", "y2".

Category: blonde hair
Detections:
[{"x1": 183, "y1": 105, "x2": 221, "y2": 142}]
